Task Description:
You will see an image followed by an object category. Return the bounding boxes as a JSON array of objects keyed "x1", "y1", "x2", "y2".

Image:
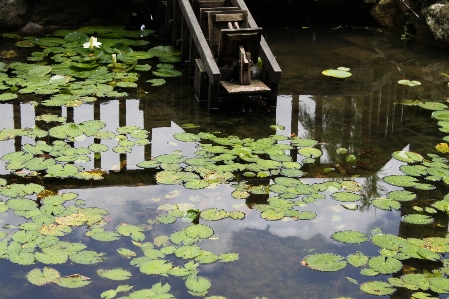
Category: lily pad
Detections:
[
  {"x1": 368, "y1": 256, "x2": 402, "y2": 274},
  {"x1": 331, "y1": 230, "x2": 369, "y2": 244},
  {"x1": 97, "y1": 268, "x2": 132, "y2": 280},
  {"x1": 402, "y1": 214, "x2": 434, "y2": 225},
  {"x1": 27, "y1": 267, "x2": 61, "y2": 286},
  {"x1": 392, "y1": 151, "x2": 424, "y2": 163},
  {"x1": 302, "y1": 253, "x2": 347, "y2": 272},
  {"x1": 360, "y1": 281, "x2": 395, "y2": 296},
  {"x1": 347, "y1": 252, "x2": 369, "y2": 267},
  {"x1": 322, "y1": 68, "x2": 352, "y2": 78},
  {"x1": 383, "y1": 175, "x2": 418, "y2": 187},
  {"x1": 331, "y1": 192, "x2": 361, "y2": 202}
]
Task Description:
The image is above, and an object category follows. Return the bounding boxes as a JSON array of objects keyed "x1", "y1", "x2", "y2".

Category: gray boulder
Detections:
[
  {"x1": 0, "y1": 0, "x2": 33, "y2": 30},
  {"x1": 423, "y1": 3, "x2": 449, "y2": 46}
]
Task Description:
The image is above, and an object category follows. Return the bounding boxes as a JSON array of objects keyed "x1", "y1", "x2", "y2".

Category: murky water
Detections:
[{"x1": 1, "y1": 26, "x2": 449, "y2": 298}]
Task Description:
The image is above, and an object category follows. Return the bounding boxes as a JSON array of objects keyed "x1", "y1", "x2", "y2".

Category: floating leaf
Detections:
[
  {"x1": 331, "y1": 230, "x2": 369, "y2": 244},
  {"x1": 56, "y1": 275, "x2": 91, "y2": 288},
  {"x1": 139, "y1": 259, "x2": 173, "y2": 275},
  {"x1": 97, "y1": 268, "x2": 132, "y2": 280},
  {"x1": 383, "y1": 175, "x2": 417, "y2": 187},
  {"x1": 152, "y1": 69, "x2": 182, "y2": 77},
  {"x1": 302, "y1": 253, "x2": 347, "y2": 272},
  {"x1": 322, "y1": 68, "x2": 352, "y2": 78},
  {"x1": 398, "y1": 79, "x2": 421, "y2": 86},
  {"x1": 402, "y1": 214, "x2": 433, "y2": 225},
  {"x1": 0, "y1": 93, "x2": 18, "y2": 101},
  {"x1": 185, "y1": 276, "x2": 211, "y2": 295},
  {"x1": 371, "y1": 198, "x2": 401, "y2": 211},
  {"x1": 331, "y1": 192, "x2": 361, "y2": 202},
  {"x1": 368, "y1": 256, "x2": 402, "y2": 274},
  {"x1": 27, "y1": 267, "x2": 61, "y2": 286},
  {"x1": 392, "y1": 151, "x2": 424, "y2": 163},
  {"x1": 347, "y1": 252, "x2": 369, "y2": 267},
  {"x1": 360, "y1": 281, "x2": 395, "y2": 296}
]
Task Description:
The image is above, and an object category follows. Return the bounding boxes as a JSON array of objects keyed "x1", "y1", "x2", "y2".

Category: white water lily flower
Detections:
[{"x1": 83, "y1": 36, "x2": 101, "y2": 51}]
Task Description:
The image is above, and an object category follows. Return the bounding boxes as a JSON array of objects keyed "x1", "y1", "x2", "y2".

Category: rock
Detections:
[
  {"x1": 423, "y1": 3, "x2": 449, "y2": 47},
  {"x1": 370, "y1": 0, "x2": 402, "y2": 27},
  {"x1": 0, "y1": 0, "x2": 33, "y2": 30}
]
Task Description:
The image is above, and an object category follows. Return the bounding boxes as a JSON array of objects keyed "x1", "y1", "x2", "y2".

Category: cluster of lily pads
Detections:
[{"x1": 0, "y1": 26, "x2": 182, "y2": 103}]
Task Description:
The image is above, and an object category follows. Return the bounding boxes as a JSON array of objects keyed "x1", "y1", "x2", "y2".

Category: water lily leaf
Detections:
[
  {"x1": 185, "y1": 276, "x2": 211, "y2": 295},
  {"x1": 98, "y1": 268, "x2": 132, "y2": 280},
  {"x1": 303, "y1": 253, "x2": 347, "y2": 272},
  {"x1": 35, "y1": 248, "x2": 69, "y2": 264},
  {"x1": 184, "y1": 224, "x2": 214, "y2": 239},
  {"x1": 147, "y1": 78, "x2": 167, "y2": 86},
  {"x1": 46, "y1": 164, "x2": 78, "y2": 178},
  {"x1": 398, "y1": 79, "x2": 421, "y2": 86},
  {"x1": 291, "y1": 138, "x2": 318, "y2": 147},
  {"x1": 392, "y1": 151, "x2": 424, "y2": 163},
  {"x1": 331, "y1": 192, "x2": 361, "y2": 202},
  {"x1": 174, "y1": 132, "x2": 200, "y2": 142},
  {"x1": 27, "y1": 267, "x2": 61, "y2": 286},
  {"x1": 139, "y1": 259, "x2": 173, "y2": 275},
  {"x1": 419, "y1": 102, "x2": 448, "y2": 111},
  {"x1": 371, "y1": 198, "x2": 401, "y2": 211},
  {"x1": 153, "y1": 69, "x2": 182, "y2": 77},
  {"x1": 432, "y1": 110, "x2": 449, "y2": 121},
  {"x1": 219, "y1": 252, "x2": 239, "y2": 262},
  {"x1": 87, "y1": 229, "x2": 121, "y2": 242},
  {"x1": 360, "y1": 281, "x2": 395, "y2": 296},
  {"x1": 70, "y1": 250, "x2": 105, "y2": 264},
  {"x1": 298, "y1": 147, "x2": 322, "y2": 158},
  {"x1": 402, "y1": 214, "x2": 433, "y2": 225},
  {"x1": 371, "y1": 234, "x2": 405, "y2": 251},
  {"x1": 368, "y1": 256, "x2": 402, "y2": 274},
  {"x1": 322, "y1": 68, "x2": 352, "y2": 78},
  {"x1": 428, "y1": 277, "x2": 449, "y2": 293},
  {"x1": 400, "y1": 165, "x2": 427, "y2": 176},
  {"x1": 56, "y1": 275, "x2": 91, "y2": 288},
  {"x1": 0, "y1": 93, "x2": 18, "y2": 101},
  {"x1": 88, "y1": 143, "x2": 109, "y2": 152},
  {"x1": 410, "y1": 292, "x2": 438, "y2": 299},
  {"x1": 331, "y1": 230, "x2": 369, "y2": 244},
  {"x1": 200, "y1": 208, "x2": 228, "y2": 221},
  {"x1": 28, "y1": 65, "x2": 52, "y2": 76},
  {"x1": 175, "y1": 245, "x2": 202, "y2": 259},
  {"x1": 383, "y1": 175, "x2": 417, "y2": 187},
  {"x1": 347, "y1": 252, "x2": 369, "y2": 267},
  {"x1": 387, "y1": 190, "x2": 416, "y2": 201}
]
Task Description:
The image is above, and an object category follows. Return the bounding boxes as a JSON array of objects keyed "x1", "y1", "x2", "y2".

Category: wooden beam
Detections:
[
  {"x1": 177, "y1": 0, "x2": 221, "y2": 85},
  {"x1": 229, "y1": 0, "x2": 281, "y2": 83}
]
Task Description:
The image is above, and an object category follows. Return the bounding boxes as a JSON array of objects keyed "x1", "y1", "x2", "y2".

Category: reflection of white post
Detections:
[
  {"x1": 0, "y1": 104, "x2": 14, "y2": 175},
  {"x1": 20, "y1": 103, "x2": 35, "y2": 146},
  {"x1": 100, "y1": 101, "x2": 120, "y2": 171},
  {"x1": 74, "y1": 104, "x2": 94, "y2": 171},
  {"x1": 126, "y1": 100, "x2": 144, "y2": 170},
  {"x1": 275, "y1": 95, "x2": 292, "y2": 136}
]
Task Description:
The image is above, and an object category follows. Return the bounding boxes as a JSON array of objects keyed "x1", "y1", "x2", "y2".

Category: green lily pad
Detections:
[
  {"x1": 28, "y1": 65, "x2": 52, "y2": 76},
  {"x1": 27, "y1": 267, "x2": 61, "y2": 286},
  {"x1": 331, "y1": 230, "x2": 369, "y2": 244},
  {"x1": 418, "y1": 102, "x2": 448, "y2": 111},
  {"x1": 398, "y1": 79, "x2": 421, "y2": 86},
  {"x1": 56, "y1": 275, "x2": 91, "y2": 288},
  {"x1": 360, "y1": 281, "x2": 395, "y2": 296},
  {"x1": 371, "y1": 234, "x2": 405, "y2": 251},
  {"x1": 331, "y1": 192, "x2": 361, "y2": 202},
  {"x1": 185, "y1": 276, "x2": 211, "y2": 296},
  {"x1": 298, "y1": 147, "x2": 322, "y2": 158},
  {"x1": 371, "y1": 198, "x2": 401, "y2": 211},
  {"x1": 0, "y1": 93, "x2": 18, "y2": 101},
  {"x1": 432, "y1": 110, "x2": 449, "y2": 121},
  {"x1": 97, "y1": 268, "x2": 132, "y2": 280},
  {"x1": 139, "y1": 259, "x2": 173, "y2": 275},
  {"x1": 402, "y1": 214, "x2": 434, "y2": 225},
  {"x1": 387, "y1": 190, "x2": 416, "y2": 201},
  {"x1": 392, "y1": 151, "x2": 424, "y2": 163},
  {"x1": 153, "y1": 69, "x2": 182, "y2": 77},
  {"x1": 175, "y1": 245, "x2": 202, "y2": 259},
  {"x1": 368, "y1": 256, "x2": 402, "y2": 274},
  {"x1": 383, "y1": 175, "x2": 418, "y2": 187},
  {"x1": 347, "y1": 252, "x2": 369, "y2": 267},
  {"x1": 303, "y1": 253, "x2": 347, "y2": 272},
  {"x1": 322, "y1": 68, "x2": 352, "y2": 78}
]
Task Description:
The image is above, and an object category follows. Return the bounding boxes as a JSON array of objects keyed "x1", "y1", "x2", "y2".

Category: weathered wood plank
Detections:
[
  {"x1": 178, "y1": 0, "x2": 221, "y2": 85},
  {"x1": 221, "y1": 79, "x2": 270, "y2": 94},
  {"x1": 229, "y1": 0, "x2": 281, "y2": 83}
]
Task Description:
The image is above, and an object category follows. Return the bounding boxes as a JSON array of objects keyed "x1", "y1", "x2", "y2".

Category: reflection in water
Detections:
[{"x1": 1, "y1": 27, "x2": 449, "y2": 298}]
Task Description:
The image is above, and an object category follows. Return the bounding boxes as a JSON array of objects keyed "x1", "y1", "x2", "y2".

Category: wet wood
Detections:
[
  {"x1": 218, "y1": 28, "x2": 261, "y2": 64},
  {"x1": 199, "y1": 7, "x2": 239, "y2": 35},
  {"x1": 207, "y1": 10, "x2": 248, "y2": 47},
  {"x1": 178, "y1": 0, "x2": 221, "y2": 85},
  {"x1": 221, "y1": 79, "x2": 270, "y2": 94}
]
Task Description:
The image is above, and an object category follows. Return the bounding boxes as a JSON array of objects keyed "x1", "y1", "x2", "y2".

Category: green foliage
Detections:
[
  {"x1": 97, "y1": 268, "x2": 132, "y2": 280},
  {"x1": 331, "y1": 230, "x2": 369, "y2": 244},
  {"x1": 303, "y1": 253, "x2": 347, "y2": 272}
]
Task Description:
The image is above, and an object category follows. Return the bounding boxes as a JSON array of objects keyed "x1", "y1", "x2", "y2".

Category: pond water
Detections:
[{"x1": 1, "y1": 25, "x2": 449, "y2": 299}]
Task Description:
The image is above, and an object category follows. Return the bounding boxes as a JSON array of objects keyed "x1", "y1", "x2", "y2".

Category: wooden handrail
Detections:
[
  {"x1": 177, "y1": 0, "x2": 221, "y2": 85},
  {"x1": 229, "y1": 0, "x2": 281, "y2": 83}
]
